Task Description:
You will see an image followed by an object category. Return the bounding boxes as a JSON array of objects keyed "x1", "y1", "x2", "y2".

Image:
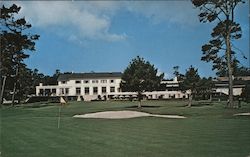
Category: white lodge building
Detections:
[{"x1": 36, "y1": 72, "x2": 188, "y2": 101}]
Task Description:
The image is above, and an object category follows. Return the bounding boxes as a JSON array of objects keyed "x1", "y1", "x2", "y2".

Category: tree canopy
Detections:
[
  {"x1": 173, "y1": 66, "x2": 184, "y2": 81},
  {"x1": 0, "y1": 4, "x2": 39, "y2": 104},
  {"x1": 1, "y1": 4, "x2": 40, "y2": 76},
  {"x1": 192, "y1": 0, "x2": 245, "y2": 108},
  {"x1": 121, "y1": 56, "x2": 164, "y2": 107},
  {"x1": 179, "y1": 66, "x2": 201, "y2": 107}
]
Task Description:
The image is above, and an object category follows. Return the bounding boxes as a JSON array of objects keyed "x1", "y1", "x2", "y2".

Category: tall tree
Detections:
[
  {"x1": 15, "y1": 65, "x2": 34, "y2": 103},
  {"x1": 192, "y1": 0, "x2": 245, "y2": 108},
  {"x1": 121, "y1": 56, "x2": 164, "y2": 108},
  {"x1": 47, "y1": 69, "x2": 61, "y2": 85},
  {"x1": 173, "y1": 66, "x2": 180, "y2": 77},
  {"x1": 233, "y1": 66, "x2": 250, "y2": 76},
  {"x1": 173, "y1": 66, "x2": 184, "y2": 81},
  {"x1": 0, "y1": 4, "x2": 39, "y2": 105},
  {"x1": 180, "y1": 66, "x2": 201, "y2": 107},
  {"x1": 197, "y1": 77, "x2": 214, "y2": 101}
]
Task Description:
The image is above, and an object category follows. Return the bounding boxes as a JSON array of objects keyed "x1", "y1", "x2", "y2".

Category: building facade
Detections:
[
  {"x1": 36, "y1": 72, "x2": 189, "y2": 101},
  {"x1": 213, "y1": 76, "x2": 250, "y2": 96}
]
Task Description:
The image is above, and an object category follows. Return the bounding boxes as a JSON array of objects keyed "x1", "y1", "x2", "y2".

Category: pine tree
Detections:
[
  {"x1": 121, "y1": 56, "x2": 164, "y2": 108},
  {"x1": 180, "y1": 66, "x2": 201, "y2": 107},
  {"x1": 0, "y1": 4, "x2": 39, "y2": 105},
  {"x1": 192, "y1": 0, "x2": 245, "y2": 108}
]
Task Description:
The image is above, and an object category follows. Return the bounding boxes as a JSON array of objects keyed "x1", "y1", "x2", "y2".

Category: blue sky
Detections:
[{"x1": 5, "y1": 1, "x2": 249, "y2": 78}]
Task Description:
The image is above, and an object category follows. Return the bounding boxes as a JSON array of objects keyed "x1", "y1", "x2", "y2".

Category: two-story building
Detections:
[
  {"x1": 36, "y1": 72, "x2": 123, "y2": 101},
  {"x1": 36, "y1": 72, "x2": 189, "y2": 101}
]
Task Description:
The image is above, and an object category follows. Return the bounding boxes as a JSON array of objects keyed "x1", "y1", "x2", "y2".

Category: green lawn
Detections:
[{"x1": 1, "y1": 100, "x2": 250, "y2": 157}]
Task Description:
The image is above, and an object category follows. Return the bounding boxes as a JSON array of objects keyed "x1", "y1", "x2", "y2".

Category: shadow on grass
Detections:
[
  {"x1": 177, "y1": 102, "x2": 214, "y2": 108},
  {"x1": 124, "y1": 105, "x2": 162, "y2": 108},
  {"x1": 17, "y1": 102, "x2": 57, "y2": 108}
]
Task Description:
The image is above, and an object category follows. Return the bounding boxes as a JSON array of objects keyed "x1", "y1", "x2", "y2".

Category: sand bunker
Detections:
[
  {"x1": 73, "y1": 111, "x2": 186, "y2": 119},
  {"x1": 234, "y1": 112, "x2": 250, "y2": 116}
]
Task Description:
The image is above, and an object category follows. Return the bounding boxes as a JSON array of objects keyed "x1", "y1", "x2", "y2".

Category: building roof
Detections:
[
  {"x1": 217, "y1": 76, "x2": 250, "y2": 81},
  {"x1": 57, "y1": 72, "x2": 123, "y2": 81},
  {"x1": 214, "y1": 76, "x2": 250, "y2": 88}
]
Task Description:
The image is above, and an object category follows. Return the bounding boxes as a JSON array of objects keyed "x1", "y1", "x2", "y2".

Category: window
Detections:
[
  {"x1": 85, "y1": 87, "x2": 89, "y2": 95},
  {"x1": 76, "y1": 87, "x2": 81, "y2": 95},
  {"x1": 110, "y1": 86, "x2": 115, "y2": 93},
  {"x1": 117, "y1": 88, "x2": 121, "y2": 92},
  {"x1": 60, "y1": 88, "x2": 64, "y2": 95},
  {"x1": 62, "y1": 81, "x2": 66, "y2": 84},
  {"x1": 45, "y1": 89, "x2": 51, "y2": 96},
  {"x1": 110, "y1": 79, "x2": 114, "y2": 83},
  {"x1": 171, "y1": 94, "x2": 175, "y2": 99},
  {"x1": 93, "y1": 87, "x2": 98, "y2": 94},
  {"x1": 65, "y1": 88, "x2": 69, "y2": 95},
  {"x1": 84, "y1": 80, "x2": 89, "y2": 83},
  {"x1": 101, "y1": 80, "x2": 107, "y2": 83},
  {"x1": 92, "y1": 80, "x2": 99, "y2": 83},
  {"x1": 39, "y1": 89, "x2": 44, "y2": 95},
  {"x1": 52, "y1": 89, "x2": 56, "y2": 94},
  {"x1": 75, "y1": 80, "x2": 81, "y2": 84},
  {"x1": 102, "y1": 87, "x2": 106, "y2": 94}
]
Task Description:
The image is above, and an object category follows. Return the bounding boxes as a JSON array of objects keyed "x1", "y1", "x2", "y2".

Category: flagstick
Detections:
[{"x1": 58, "y1": 96, "x2": 67, "y2": 129}]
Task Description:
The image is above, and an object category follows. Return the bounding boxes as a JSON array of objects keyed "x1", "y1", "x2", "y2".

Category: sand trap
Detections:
[
  {"x1": 73, "y1": 111, "x2": 186, "y2": 119},
  {"x1": 234, "y1": 112, "x2": 250, "y2": 116}
]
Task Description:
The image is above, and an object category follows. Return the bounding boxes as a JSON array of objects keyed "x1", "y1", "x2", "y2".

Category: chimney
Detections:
[{"x1": 174, "y1": 77, "x2": 178, "y2": 82}]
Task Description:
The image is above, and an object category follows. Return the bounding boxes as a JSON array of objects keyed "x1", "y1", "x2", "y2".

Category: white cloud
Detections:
[
  {"x1": 125, "y1": 1, "x2": 200, "y2": 27},
  {"x1": 14, "y1": 1, "x2": 126, "y2": 42},
  {"x1": 5, "y1": 1, "x2": 200, "y2": 42}
]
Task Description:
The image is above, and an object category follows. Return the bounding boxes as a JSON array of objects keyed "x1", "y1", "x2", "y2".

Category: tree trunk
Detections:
[
  {"x1": 11, "y1": 67, "x2": 19, "y2": 107},
  {"x1": 0, "y1": 55, "x2": 2, "y2": 105},
  {"x1": 209, "y1": 93, "x2": 212, "y2": 102},
  {"x1": 0, "y1": 76, "x2": 7, "y2": 105},
  {"x1": 225, "y1": 29, "x2": 234, "y2": 108},
  {"x1": 138, "y1": 92, "x2": 142, "y2": 108},
  {"x1": 138, "y1": 100, "x2": 142, "y2": 108},
  {"x1": 11, "y1": 81, "x2": 17, "y2": 106},
  {"x1": 188, "y1": 94, "x2": 192, "y2": 107}
]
